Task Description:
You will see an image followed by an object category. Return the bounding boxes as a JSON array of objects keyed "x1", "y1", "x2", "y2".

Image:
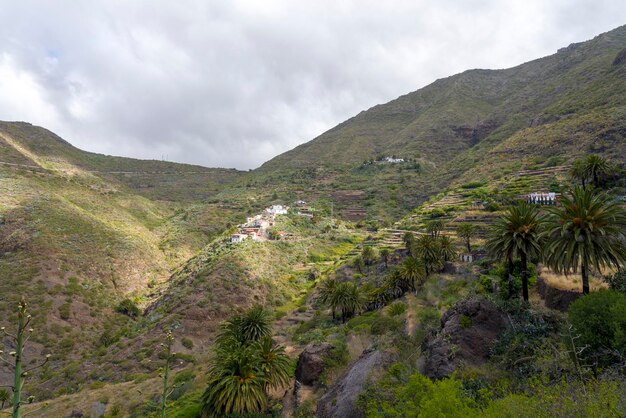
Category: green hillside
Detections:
[
  {"x1": 1, "y1": 24, "x2": 626, "y2": 418},
  {"x1": 251, "y1": 25, "x2": 626, "y2": 222}
]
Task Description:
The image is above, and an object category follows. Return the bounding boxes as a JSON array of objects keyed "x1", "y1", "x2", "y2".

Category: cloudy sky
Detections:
[{"x1": 0, "y1": 1, "x2": 624, "y2": 169}]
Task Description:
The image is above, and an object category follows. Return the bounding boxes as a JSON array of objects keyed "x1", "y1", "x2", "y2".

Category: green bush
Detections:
[
  {"x1": 59, "y1": 302, "x2": 71, "y2": 320},
  {"x1": 568, "y1": 289, "x2": 626, "y2": 366},
  {"x1": 181, "y1": 337, "x2": 194, "y2": 349},
  {"x1": 387, "y1": 302, "x2": 407, "y2": 316},
  {"x1": 115, "y1": 298, "x2": 140, "y2": 318},
  {"x1": 603, "y1": 269, "x2": 626, "y2": 294}
]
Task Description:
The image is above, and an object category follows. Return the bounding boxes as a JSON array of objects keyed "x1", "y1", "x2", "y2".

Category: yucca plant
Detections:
[{"x1": 543, "y1": 187, "x2": 626, "y2": 294}]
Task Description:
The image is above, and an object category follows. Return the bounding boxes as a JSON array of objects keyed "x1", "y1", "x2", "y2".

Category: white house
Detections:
[
  {"x1": 230, "y1": 234, "x2": 248, "y2": 243},
  {"x1": 383, "y1": 156, "x2": 405, "y2": 163},
  {"x1": 266, "y1": 205, "x2": 288, "y2": 215}
]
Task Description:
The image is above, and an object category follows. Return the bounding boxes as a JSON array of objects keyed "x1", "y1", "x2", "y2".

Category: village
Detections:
[{"x1": 230, "y1": 201, "x2": 313, "y2": 243}]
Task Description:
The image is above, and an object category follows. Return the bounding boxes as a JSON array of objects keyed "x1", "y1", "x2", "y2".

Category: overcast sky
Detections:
[{"x1": 0, "y1": 1, "x2": 624, "y2": 169}]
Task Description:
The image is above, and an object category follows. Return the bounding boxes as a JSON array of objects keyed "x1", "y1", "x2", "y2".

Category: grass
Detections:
[{"x1": 538, "y1": 266, "x2": 609, "y2": 292}]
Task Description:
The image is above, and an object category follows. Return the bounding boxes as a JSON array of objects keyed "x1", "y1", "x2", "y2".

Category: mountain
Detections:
[
  {"x1": 1, "y1": 24, "x2": 626, "y2": 416},
  {"x1": 255, "y1": 25, "x2": 626, "y2": 219}
]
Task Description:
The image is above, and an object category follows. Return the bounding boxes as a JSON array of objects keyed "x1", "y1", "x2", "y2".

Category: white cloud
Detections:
[{"x1": 0, "y1": 1, "x2": 624, "y2": 169}]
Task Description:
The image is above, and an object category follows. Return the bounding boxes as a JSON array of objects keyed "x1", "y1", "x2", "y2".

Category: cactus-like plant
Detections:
[
  {"x1": 160, "y1": 330, "x2": 175, "y2": 418},
  {"x1": 0, "y1": 297, "x2": 49, "y2": 418}
]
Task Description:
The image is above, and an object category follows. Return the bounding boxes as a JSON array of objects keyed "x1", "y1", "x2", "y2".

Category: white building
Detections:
[
  {"x1": 266, "y1": 205, "x2": 288, "y2": 215},
  {"x1": 230, "y1": 234, "x2": 248, "y2": 243}
]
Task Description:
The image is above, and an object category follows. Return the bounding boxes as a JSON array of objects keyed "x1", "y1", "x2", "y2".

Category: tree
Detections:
[
  {"x1": 0, "y1": 298, "x2": 50, "y2": 418},
  {"x1": 353, "y1": 255, "x2": 365, "y2": 274},
  {"x1": 403, "y1": 232, "x2": 415, "y2": 255},
  {"x1": 334, "y1": 282, "x2": 366, "y2": 322},
  {"x1": 438, "y1": 236, "x2": 457, "y2": 262},
  {"x1": 201, "y1": 308, "x2": 290, "y2": 418},
  {"x1": 583, "y1": 154, "x2": 611, "y2": 188},
  {"x1": 486, "y1": 202, "x2": 543, "y2": 301},
  {"x1": 399, "y1": 257, "x2": 426, "y2": 293},
  {"x1": 380, "y1": 248, "x2": 391, "y2": 269},
  {"x1": 543, "y1": 187, "x2": 626, "y2": 294},
  {"x1": 362, "y1": 246, "x2": 378, "y2": 268},
  {"x1": 216, "y1": 306, "x2": 272, "y2": 348},
  {"x1": 457, "y1": 223, "x2": 477, "y2": 253},
  {"x1": 255, "y1": 336, "x2": 291, "y2": 391},
  {"x1": 413, "y1": 235, "x2": 443, "y2": 275},
  {"x1": 426, "y1": 220, "x2": 445, "y2": 238},
  {"x1": 318, "y1": 278, "x2": 338, "y2": 319},
  {"x1": 570, "y1": 158, "x2": 588, "y2": 187}
]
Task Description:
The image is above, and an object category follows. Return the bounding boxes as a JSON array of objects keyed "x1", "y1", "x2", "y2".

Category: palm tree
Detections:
[
  {"x1": 426, "y1": 220, "x2": 445, "y2": 238},
  {"x1": 486, "y1": 202, "x2": 543, "y2": 301},
  {"x1": 318, "y1": 278, "x2": 338, "y2": 319},
  {"x1": 380, "y1": 248, "x2": 391, "y2": 268},
  {"x1": 438, "y1": 236, "x2": 457, "y2": 262},
  {"x1": 457, "y1": 223, "x2": 477, "y2": 253},
  {"x1": 399, "y1": 256, "x2": 426, "y2": 292},
  {"x1": 202, "y1": 344, "x2": 268, "y2": 417},
  {"x1": 570, "y1": 158, "x2": 588, "y2": 187},
  {"x1": 254, "y1": 336, "x2": 291, "y2": 391},
  {"x1": 217, "y1": 305, "x2": 272, "y2": 345},
  {"x1": 362, "y1": 246, "x2": 378, "y2": 269},
  {"x1": 413, "y1": 235, "x2": 443, "y2": 275},
  {"x1": 584, "y1": 154, "x2": 611, "y2": 188},
  {"x1": 334, "y1": 282, "x2": 366, "y2": 322},
  {"x1": 543, "y1": 187, "x2": 626, "y2": 294},
  {"x1": 403, "y1": 232, "x2": 415, "y2": 255},
  {"x1": 202, "y1": 310, "x2": 291, "y2": 418}
]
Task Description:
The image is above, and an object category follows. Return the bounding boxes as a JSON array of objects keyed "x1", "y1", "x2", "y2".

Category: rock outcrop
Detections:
[
  {"x1": 316, "y1": 348, "x2": 394, "y2": 418},
  {"x1": 422, "y1": 298, "x2": 507, "y2": 379},
  {"x1": 295, "y1": 343, "x2": 333, "y2": 385},
  {"x1": 613, "y1": 48, "x2": 626, "y2": 66},
  {"x1": 536, "y1": 277, "x2": 581, "y2": 311}
]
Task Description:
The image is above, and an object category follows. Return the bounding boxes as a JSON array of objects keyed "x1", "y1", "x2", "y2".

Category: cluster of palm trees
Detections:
[
  {"x1": 318, "y1": 229, "x2": 458, "y2": 317},
  {"x1": 487, "y1": 186, "x2": 626, "y2": 300},
  {"x1": 318, "y1": 279, "x2": 366, "y2": 322},
  {"x1": 201, "y1": 306, "x2": 290, "y2": 417}
]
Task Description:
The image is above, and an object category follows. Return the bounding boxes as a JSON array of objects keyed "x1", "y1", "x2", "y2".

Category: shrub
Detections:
[
  {"x1": 59, "y1": 302, "x2": 71, "y2": 320},
  {"x1": 115, "y1": 299, "x2": 140, "y2": 318},
  {"x1": 387, "y1": 302, "x2": 407, "y2": 317},
  {"x1": 603, "y1": 269, "x2": 626, "y2": 294},
  {"x1": 460, "y1": 314, "x2": 472, "y2": 329},
  {"x1": 181, "y1": 337, "x2": 194, "y2": 349},
  {"x1": 568, "y1": 289, "x2": 626, "y2": 366}
]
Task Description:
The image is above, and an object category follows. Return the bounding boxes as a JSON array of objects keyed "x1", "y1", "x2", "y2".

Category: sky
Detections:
[{"x1": 0, "y1": 1, "x2": 625, "y2": 169}]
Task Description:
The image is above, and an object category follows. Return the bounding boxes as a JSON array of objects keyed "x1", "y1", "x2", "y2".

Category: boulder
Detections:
[
  {"x1": 316, "y1": 348, "x2": 394, "y2": 418},
  {"x1": 422, "y1": 298, "x2": 507, "y2": 379},
  {"x1": 295, "y1": 343, "x2": 333, "y2": 385}
]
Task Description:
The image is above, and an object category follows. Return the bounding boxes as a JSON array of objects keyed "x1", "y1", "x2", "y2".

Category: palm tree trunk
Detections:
[
  {"x1": 466, "y1": 238, "x2": 471, "y2": 253},
  {"x1": 521, "y1": 252, "x2": 529, "y2": 302},
  {"x1": 581, "y1": 261, "x2": 590, "y2": 295},
  {"x1": 508, "y1": 257, "x2": 515, "y2": 299}
]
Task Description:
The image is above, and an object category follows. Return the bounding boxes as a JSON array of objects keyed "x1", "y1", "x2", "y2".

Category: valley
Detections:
[{"x1": 1, "y1": 24, "x2": 626, "y2": 418}]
